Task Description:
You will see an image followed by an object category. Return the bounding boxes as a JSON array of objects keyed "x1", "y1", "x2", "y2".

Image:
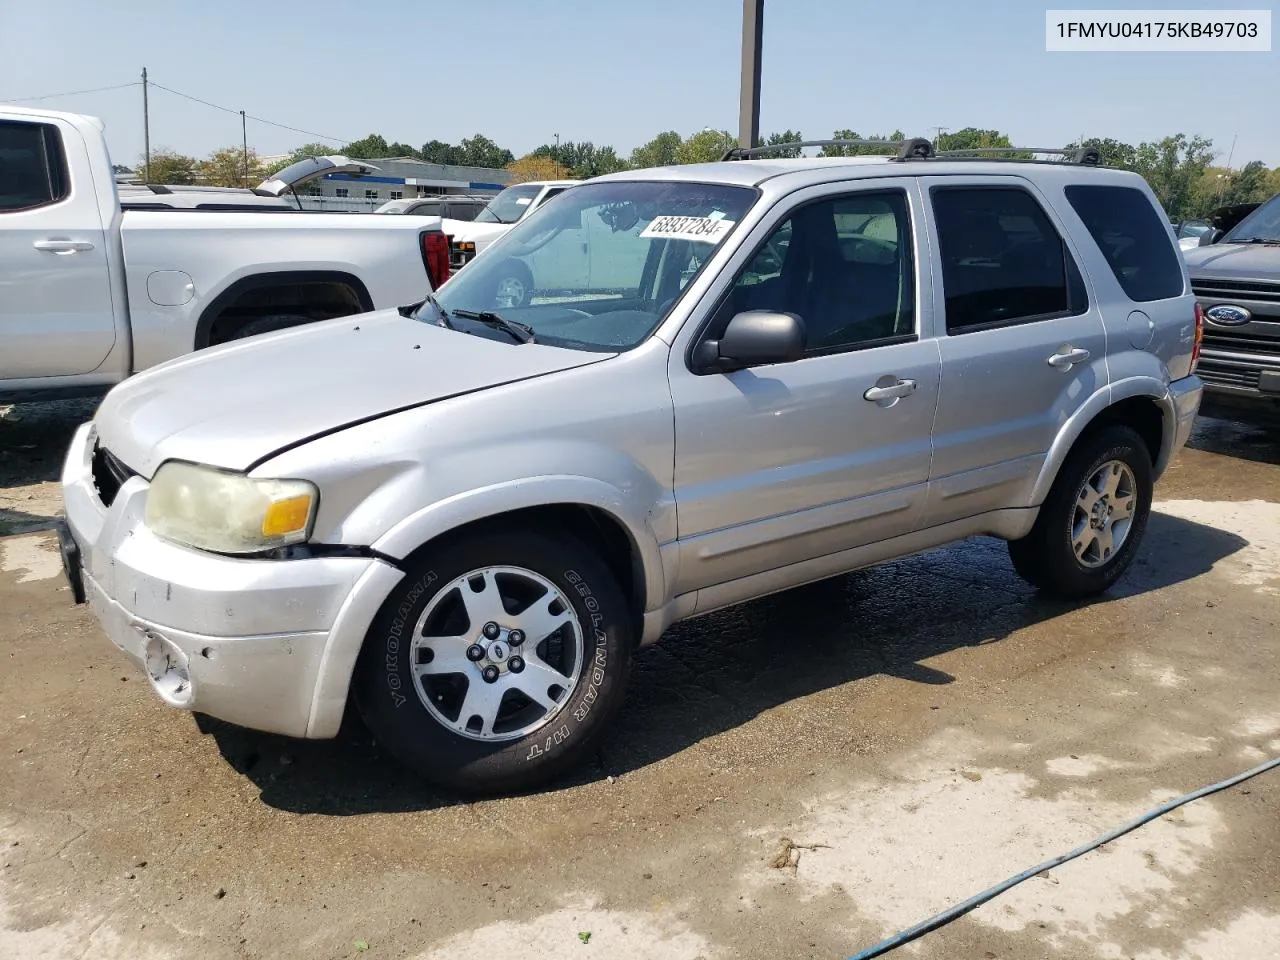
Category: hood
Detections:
[
  {"x1": 441, "y1": 219, "x2": 511, "y2": 247},
  {"x1": 95, "y1": 309, "x2": 609, "y2": 477},
  {"x1": 255, "y1": 155, "x2": 379, "y2": 197},
  {"x1": 1183, "y1": 242, "x2": 1280, "y2": 281}
]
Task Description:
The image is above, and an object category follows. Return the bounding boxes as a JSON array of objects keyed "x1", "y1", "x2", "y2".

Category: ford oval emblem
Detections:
[{"x1": 1205, "y1": 304, "x2": 1252, "y2": 326}]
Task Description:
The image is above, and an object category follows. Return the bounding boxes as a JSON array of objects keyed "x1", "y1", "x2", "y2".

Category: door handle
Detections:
[
  {"x1": 1047, "y1": 346, "x2": 1091, "y2": 369},
  {"x1": 863, "y1": 378, "x2": 917, "y2": 403},
  {"x1": 34, "y1": 239, "x2": 95, "y2": 254}
]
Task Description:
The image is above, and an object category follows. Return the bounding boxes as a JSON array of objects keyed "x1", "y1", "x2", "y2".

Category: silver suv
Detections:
[{"x1": 59, "y1": 139, "x2": 1204, "y2": 794}]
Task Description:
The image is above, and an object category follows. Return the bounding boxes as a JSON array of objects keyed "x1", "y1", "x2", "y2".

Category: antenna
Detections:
[{"x1": 141, "y1": 67, "x2": 151, "y2": 182}]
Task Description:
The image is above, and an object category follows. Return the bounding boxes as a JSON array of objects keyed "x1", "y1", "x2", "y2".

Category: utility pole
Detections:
[
  {"x1": 240, "y1": 110, "x2": 248, "y2": 186},
  {"x1": 738, "y1": 0, "x2": 763, "y2": 150},
  {"x1": 141, "y1": 67, "x2": 151, "y2": 182}
]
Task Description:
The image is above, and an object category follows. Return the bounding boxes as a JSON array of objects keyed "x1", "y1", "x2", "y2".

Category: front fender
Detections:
[
  {"x1": 372, "y1": 474, "x2": 669, "y2": 614},
  {"x1": 1028, "y1": 377, "x2": 1176, "y2": 505}
]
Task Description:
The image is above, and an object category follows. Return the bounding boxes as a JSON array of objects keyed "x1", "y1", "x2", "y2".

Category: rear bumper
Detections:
[
  {"x1": 1162, "y1": 374, "x2": 1204, "y2": 474},
  {"x1": 60, "y1": 421, "x2": 403, "y2": 738}
]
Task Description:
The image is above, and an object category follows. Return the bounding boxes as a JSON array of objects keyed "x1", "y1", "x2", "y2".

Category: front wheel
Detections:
[
  {"x1": 354, "y1": 529, "x2": 633, "y2": 794},
  {"x1": 1008, "y1": 425, "x2": 1154, "y2": 599}
]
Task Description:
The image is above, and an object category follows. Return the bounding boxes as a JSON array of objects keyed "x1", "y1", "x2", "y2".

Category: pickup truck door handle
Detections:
[
  {"x1": 33, "y1": 239, "x2": 96, "y2": 254},
  {"x1": 863, "y1": 378, "x2": 917, "y2": 403},
  {"x1": 1047, "y1": 346, "x2": 1091, "y2": 369}
]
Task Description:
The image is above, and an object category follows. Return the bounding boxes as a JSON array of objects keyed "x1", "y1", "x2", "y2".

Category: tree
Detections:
[
  {"x1": 506, "y1": 154, "x2": 571, "y2": 183},
  {"x1": 819, "y1": 129, "x2": 907, "y2": 156},
  {"x1": 419, "y1": 139, "x2": 462, "y2": 165},
  {"x1": 1073, "y1": 137, "x2": 1138, "y2": 169},
  {"x1": 630, "y1": 131, "x2": 682, "y2": 169},
  {"x1": 342, "y1": 134, "x2": 390, "y2": 159},
  {"x1": 139, "y1": 147, "x2": 196, "y2": 184},
  {"x1": 1217, "y1": 160, "x2": 1273, "y2": 208},
  {"x1": 532, "y1": 140, "x2": 629, "y2": 179},
  {"x1": 457, "y1": 134, "x2": 514, "y2": 169},
  {"x1": 198, "y1": 146, "x2": 265, "y2": 187},
  {"x1": 762, "y1": 130, "x2": 804, "y2": 158},
  {"x1": 1131, "y1": 134, "x2": 1214, "y2": 220},
  {"x1": 935, "y1": 127, "x2": 1016, "y2": 155},
  {"x1": 675, "y1": 129, "x2": 735, "y2": 165},
  {"x1": 385, "y1": 142, "x2": 420, "y2": 159}
]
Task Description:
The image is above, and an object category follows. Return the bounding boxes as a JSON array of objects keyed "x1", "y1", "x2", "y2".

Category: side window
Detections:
[
  {"x1": 452, "y1": 202, "x2": 480, "y2": 222},
  {"x1": 931, "y1": 186, "x2": 1086, "y2": 334},
  {"x1": 1064, "y1": 185, "x2": 1184, "y2": 302},
  {"x1": 0, "y1": 120, "x2": 70, "y2": 213},
  {"x1": 717, "y1": 191, "x2": 915, "y2": 356},
  {"x1": 539, "y1": 188, "x2": 566, "y2": 208}
]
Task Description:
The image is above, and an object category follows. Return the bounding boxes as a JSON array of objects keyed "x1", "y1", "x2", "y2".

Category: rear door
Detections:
[
  {"x1": 918, "y1": 176, "x2": 1107, "y2": 526},
  {"x1": 0, "y1": 115, "x2": 116, "y2": 379}
]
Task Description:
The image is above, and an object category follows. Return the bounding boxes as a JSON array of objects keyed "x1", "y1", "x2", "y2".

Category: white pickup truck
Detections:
[{"x1": 0, "y1": 105, "x2": 451, "y2": 402}]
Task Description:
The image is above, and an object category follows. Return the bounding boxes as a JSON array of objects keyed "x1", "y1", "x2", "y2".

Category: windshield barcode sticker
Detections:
[{"x1": 639, "y1": 216, "x2": 736, "y2": 243}]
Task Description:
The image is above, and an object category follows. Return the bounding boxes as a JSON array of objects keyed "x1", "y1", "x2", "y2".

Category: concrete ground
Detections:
[{"x1": 1, "y1": 401, "x2": 1278, "y2": 960}]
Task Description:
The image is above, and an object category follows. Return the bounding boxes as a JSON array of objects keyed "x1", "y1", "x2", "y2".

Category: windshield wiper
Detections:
[
  {"x1": 1228, "y1": 237, "x2": 1280, "y2": 245},
  {"x1": 451, "y1": 309, "x2": 536, "y2": 344}
]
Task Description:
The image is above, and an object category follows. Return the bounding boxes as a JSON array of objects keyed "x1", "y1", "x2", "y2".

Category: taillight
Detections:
[
  {"x1": 1191, "y1": 302, "x2": 1205, "y2": 371},
  {"x1": 421, "y1": 231, "x2": 450, "y2": 289}
]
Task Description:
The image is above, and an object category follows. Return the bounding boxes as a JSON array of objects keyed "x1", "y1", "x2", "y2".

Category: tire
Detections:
[
  {"x1": 492, "y1": 259, "x2": 534, "y2": 308},
  {"x1": 230, "y1": 314, "x2": 315, "y2": 340},
  {"x1": 1008, "y1": 425, "x2": 1153, "y2": 599},
  {"x1": 354, "y1": 528, "x2": 634, "y2": 795}
]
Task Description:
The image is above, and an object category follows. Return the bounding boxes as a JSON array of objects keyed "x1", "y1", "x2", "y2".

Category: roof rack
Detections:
[
  {"x1": 935, "y1": 146, "x2": 1102, "y2": 166},
  {"x1": 721, "y1": 138, "x2": 934, "y2": 162},
  {"x1": 721, "y1": 139, "x2": 1104, "y2": 167}
]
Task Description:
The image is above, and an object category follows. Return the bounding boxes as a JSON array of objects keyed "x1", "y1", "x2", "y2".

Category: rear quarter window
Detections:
[
  {"x1": 1064, "y1": 184, "x2": 1184, "y2": 302},
  {"x1": 0, "y1": 120, "x2": 70, "y2": 213}
]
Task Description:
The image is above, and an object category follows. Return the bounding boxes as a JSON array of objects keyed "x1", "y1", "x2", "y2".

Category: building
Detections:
[{"x1": 300, "y1": 157, "x2": 514, "y2": 212}]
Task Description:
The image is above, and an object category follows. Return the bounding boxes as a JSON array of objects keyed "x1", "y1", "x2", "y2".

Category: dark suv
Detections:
[{"x1": 1183, "y1": 192, "x2": 1280, "y2": 425}]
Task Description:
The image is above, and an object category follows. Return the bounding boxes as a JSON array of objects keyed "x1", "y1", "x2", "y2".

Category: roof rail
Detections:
[
  {"x1": 721, "y1": 138, "x2": 934, "y2": 162},
  {"x1": 935, "y1": 146, "x2": 1102, "y2": 166}
]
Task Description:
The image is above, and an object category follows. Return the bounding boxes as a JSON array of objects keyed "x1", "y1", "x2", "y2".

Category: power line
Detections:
[
  {"x1": 6, "y1": 81, "x2": 140, "y2": 103},
  {"x1": 148, "y1": 81, "x2": 349, "y2": 144}
]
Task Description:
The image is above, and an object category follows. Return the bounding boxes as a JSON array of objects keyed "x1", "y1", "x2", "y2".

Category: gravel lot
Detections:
[{"x1": 1, "y1": 401, "x2": 1278, "y2": 960}]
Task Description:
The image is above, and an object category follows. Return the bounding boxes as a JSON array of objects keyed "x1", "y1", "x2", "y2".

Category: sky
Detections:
[{"x1": 1, "y1": 0, "x2": 1275, "y2": 169}]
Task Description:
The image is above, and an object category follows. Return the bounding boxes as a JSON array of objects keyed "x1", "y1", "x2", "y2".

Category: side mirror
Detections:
[
  {"x1": 1200, "y1": 229, "x2": 1223, "y2": 246},
  {"x1": 693, "y1": 311, "x2": 806, "y2": 373}
]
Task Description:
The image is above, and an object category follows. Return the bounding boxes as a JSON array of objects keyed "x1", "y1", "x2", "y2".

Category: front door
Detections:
[
  {"x1": 668, "y1": 181, "x2": 940, "y2": 595},
  {"x1": 0, "y1": 114, "x2": 116, "y2": 380},
  {"x1": 917, "y1": 176, "x2": 1109, "y2": 525}
]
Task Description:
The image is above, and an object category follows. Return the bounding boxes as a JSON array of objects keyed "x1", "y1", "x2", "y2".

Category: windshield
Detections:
[
  {"x1": 428, "y1": 180, "x2": 758, "y2": 351},
  {"x1": 474, "y1": 184, "x2": 544, "y2": 224},
  {"x1": 1224, "y1": 193, "x2": 1280, "y2": 242}
]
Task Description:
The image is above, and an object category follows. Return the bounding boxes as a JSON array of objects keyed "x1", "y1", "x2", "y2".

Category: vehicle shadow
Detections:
[
  {"x1": 205, "y1": 510, "x2": 1248, "y2": 815},
  {"x1": 1189, "y1": 414, "x2": 1280, "y2": 466}
]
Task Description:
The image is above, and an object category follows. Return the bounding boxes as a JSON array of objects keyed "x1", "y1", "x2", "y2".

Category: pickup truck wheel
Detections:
[
  {"x1": 229, "y1": 314, "x2": 314, "y2": 340},
  {"x1": 492, "y1": 260, "x2": 534, "y2": 308},
  {"x1": 1008, "y1": 425, "x2": 1153, "y2": 599},
  {"x1": 354, "y1": 529, "x2": 633, "y2": 795}
]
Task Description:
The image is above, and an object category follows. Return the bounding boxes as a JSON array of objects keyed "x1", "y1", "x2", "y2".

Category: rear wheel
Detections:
[
  {"x1": 1008, "y1": 425, "x2": 1153, "y2": 598},
  {"x1": 354, "y1": 529, "x2": 633, "y2": 794}
]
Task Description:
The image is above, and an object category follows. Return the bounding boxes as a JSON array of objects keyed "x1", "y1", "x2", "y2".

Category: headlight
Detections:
[{"x1": 144, "y1": 461, "x2": 318, "y2": 554}]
